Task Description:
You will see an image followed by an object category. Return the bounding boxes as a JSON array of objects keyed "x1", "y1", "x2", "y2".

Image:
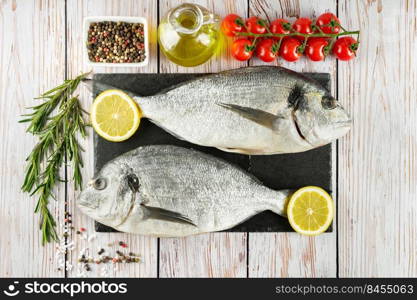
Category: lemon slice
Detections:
[
  {"x1": 287, "y1": 186, "x2": 334, "y2": 236},
  {"x1": 91, "y1": 90, "x2": 141, "y2": 142}
]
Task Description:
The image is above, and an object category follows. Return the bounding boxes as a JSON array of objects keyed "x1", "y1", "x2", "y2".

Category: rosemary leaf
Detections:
[{"x1": 21, "y1": 72, "x2": 90, "y2": 245}]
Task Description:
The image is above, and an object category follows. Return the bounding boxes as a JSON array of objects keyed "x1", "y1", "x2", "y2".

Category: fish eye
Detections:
[
  {"x1": 93, "y1": 178, "x2": 107, "y2": 190},
  {"x1": 322, "y1": 95, "x2": 337, "y2": 110}
]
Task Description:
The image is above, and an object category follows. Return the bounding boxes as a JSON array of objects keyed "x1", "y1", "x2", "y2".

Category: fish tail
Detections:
[
  {"x1": 268, "y1": 189, "x2": 293, "y2": 217},
  {"x1": 82, "y1": 78, "x2": 151, "y2": 118}
]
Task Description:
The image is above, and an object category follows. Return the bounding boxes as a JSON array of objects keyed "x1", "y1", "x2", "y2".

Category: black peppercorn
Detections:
[{"x1": 87, "y1": 21, "x2": 146, "y2": 63}]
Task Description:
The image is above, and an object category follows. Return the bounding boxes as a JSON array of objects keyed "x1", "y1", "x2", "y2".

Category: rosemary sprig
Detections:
[{"x1": 20, "y1": 72, "x2": 90, "y2": 244}]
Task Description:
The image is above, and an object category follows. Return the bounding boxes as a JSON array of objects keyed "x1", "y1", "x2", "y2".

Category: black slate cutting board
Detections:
[{"x1": 93, "y1": 72, "x2": 333, "y2": 233}]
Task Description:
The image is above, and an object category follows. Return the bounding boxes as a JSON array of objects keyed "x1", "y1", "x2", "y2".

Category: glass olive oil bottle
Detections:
[{"x1": 158, "y1": 3, "x2": 221, "y2": 67}]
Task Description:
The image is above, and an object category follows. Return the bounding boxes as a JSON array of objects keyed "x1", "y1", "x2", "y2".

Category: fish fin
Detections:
[
  {"x1": 142, "y1": 205, "x2": 197, "y2": 226},
  {"x1": 216, "y1": 147, "x2": 262, "y2": 155},
  {"x1": 147, "y1": 119, "x2": 187, "y2": 141},
  {"x1": 217, "y1": 103, "x2": 283, "y2": 130}
]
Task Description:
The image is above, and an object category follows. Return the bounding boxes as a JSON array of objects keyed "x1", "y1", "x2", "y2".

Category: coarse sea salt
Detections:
[
  {"x1": 66, "y1": 263, "x2": 73, "y2": 271},
  {"x1": 79, "y1": 247, "x2": 89, "y2": 257},
  {"x1": 55, "y1": 224, "x2": 142, "y2": 277},
  {"x1": 101, "y1": 265, "x2": 109, "y2": 277},
  {"x1": 88, "y1": 233, "x2": 97, "y2": 242},
  {"x1": 77, "y1": 267, "x2": 87, "y2": 278}
]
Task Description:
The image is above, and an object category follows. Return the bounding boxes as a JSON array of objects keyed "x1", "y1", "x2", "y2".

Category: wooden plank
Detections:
[
  {"x1": 248, "y1": 0, "x2": 337, "y2": 277},
  {"x1": 0, "y1": 0, "x2": 66, "y2": 277},
  {"x1": 338, "y1": 0, "x2": 417, "y2": 277},
  {"x1": 158, "y1": 0, "x2": 249, "y2": 278},
  {"x1": 160, "y1": 234, "x2": 247, "y2": 277},
  {"x1": 66, "y1": 0, "x2": 158, "y2": 277}
]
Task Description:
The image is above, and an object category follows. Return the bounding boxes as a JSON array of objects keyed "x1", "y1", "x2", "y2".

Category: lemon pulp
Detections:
[
  {"x1": 287, "y1": 186, "x2": 334, "y2": 236},
  {"x1": 91, "y1": 90, "x2": 141, "y2": 142}
]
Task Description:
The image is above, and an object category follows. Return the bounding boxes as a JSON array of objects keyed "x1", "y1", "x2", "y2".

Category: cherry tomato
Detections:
[
  {"x1": 306, "y1": 37, "x2": 329, "y2": 61},
  {"x1": 221, "y1": 14, "x2": 245, "y2": 37},
  {"x1": 333, "y1": 37, "x2": 358, "y2": 61},
  {"x1": 316, "y1": 12, "x2": 341, "y2": 34},
  {"x1": 279, "y1": 37, "x2": 302, "y2": 62},
  {"x1": 231, "y1": 38, "x2": 254, "y2": 61},
  {"x1": 269, "y1": 18, "x2": 291, "y2": 38},
  {"x1": 256, "y1": 39, "x2": 278, "y2": 62},
  {"x1": 245, "y1": 16, "x2": 267, "y2": 34},
  {"x1": 292, "y1": 17, "x2": 313, "y2": 41}
]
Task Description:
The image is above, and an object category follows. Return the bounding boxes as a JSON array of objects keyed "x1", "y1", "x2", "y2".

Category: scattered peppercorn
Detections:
[
  {"x1": 87, "y1": 21, "x2": 146, "y2": 63},
  {"x1": 118, "y1": 241, "x2": 128, "y2": 248}
]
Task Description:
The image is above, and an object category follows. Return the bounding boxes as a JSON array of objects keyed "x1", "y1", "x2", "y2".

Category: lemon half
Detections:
[
  {"x1": 91, "y1": 90, "x2": 141, "y2": 142},
  {"x1": 287, "y1": 186, "x2": 334, "y2": 236}
]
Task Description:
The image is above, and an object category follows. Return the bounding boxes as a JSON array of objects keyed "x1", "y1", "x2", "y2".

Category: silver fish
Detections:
[
  {"x1": 77, "y1": 145, "x2": 290, "y2": 237},
  {"x1": 86, "y1": 66, "x2": 351, "y2": 154}
]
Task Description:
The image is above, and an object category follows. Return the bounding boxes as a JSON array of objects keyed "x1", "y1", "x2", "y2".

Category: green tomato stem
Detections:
[
  {"x1": 335, "y1": 22, "x2": 349, "y2": 33},
  {"x1": 324, "y1": 38, "x2": 337, "y2": 56},
  {"x1": 235, "y1": 30, "x2": 360, "y2": 39}
]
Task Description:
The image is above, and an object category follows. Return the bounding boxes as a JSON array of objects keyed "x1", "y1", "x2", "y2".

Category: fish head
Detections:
[
  {"x1": 77, "y1": 162, "x2": 139, "y2": 227},
  {"x1": 294, "y1": 91, "x2": 351, "y2": 147}
]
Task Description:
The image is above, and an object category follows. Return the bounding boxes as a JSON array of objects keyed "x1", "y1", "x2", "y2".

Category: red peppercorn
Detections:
[{"x1": 80, "y1": 227, "x2": 86, "y2": 232}]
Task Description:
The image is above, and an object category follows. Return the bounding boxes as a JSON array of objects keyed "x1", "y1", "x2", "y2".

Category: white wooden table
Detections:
[{"x1": 1, "y1": 0, "x2": 416, "y2": 277}]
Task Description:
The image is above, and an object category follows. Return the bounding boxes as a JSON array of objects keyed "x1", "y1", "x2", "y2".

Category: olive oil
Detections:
[{"x1": 158, "y1": 3, "x2": 220, "y2": 67}]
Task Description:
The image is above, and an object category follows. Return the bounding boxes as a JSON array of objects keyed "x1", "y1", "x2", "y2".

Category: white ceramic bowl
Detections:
[{"x1": 83, "y1": 16, "x2": 149, "y2": 67}]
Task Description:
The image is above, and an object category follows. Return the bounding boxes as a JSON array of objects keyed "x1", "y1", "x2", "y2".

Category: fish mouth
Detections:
[
  {"x1": 77, "y1": 189, "x2": 99, "y2": 210},
  {"x1": 334, "y1": 119, "x2": 352, "y2": 127},
  {"x1": 330, "y1": 120, "x2": 352, "y2": 139}
]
